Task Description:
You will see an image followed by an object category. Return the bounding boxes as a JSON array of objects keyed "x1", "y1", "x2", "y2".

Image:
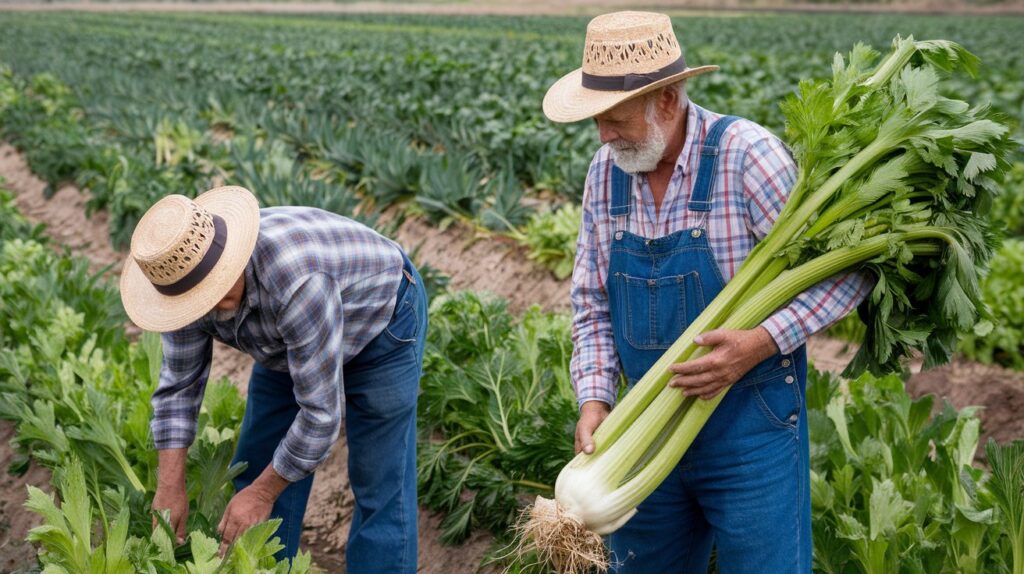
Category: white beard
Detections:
[{"x1": 609, "y1": 119, "x2": 669, "y2": 174}]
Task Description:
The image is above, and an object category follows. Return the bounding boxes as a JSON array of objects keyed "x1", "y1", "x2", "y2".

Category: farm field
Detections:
[{"x1": 0, "y1": 8, "x2": 1023, "y2": 574}]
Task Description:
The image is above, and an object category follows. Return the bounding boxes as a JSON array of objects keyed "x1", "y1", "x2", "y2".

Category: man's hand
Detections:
[
  {"x1": 153, "y1": 482, "x2": 189, "y2": 544},
  {"x1": 575, "y1": 401, "x2": 611, "y2": 455},
  {"x1": 153, "y1": 448, "x2": 189, "y2": 544},
  {"x1": 217, "y1": 464, "x2": 290, "y2": 556},
  {"x1": 217, "y1": 484, "x2": 275, "y2": 556},
  {"x1": 668, "y1": 327, "x2": 779, "y2": 400}
]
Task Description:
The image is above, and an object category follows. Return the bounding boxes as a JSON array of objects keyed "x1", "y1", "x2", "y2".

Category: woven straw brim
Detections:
[
  {"x1": 120, "y1": 186, "x2": 260, "y2": 333},
  {"x1": 543, "y1": 64, "x2": 719, "y2": 124}
]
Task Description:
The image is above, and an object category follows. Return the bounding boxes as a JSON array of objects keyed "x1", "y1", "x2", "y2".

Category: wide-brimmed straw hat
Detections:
[
  {"x1": 543, "y1": 11, "x2": 719, "y2": 123},
  {"x1": 120, "y1": 186, "x2": 260, "y2": 333}
]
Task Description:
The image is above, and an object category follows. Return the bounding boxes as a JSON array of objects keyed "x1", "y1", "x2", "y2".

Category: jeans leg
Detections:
[
  {"x1": 342, "y1": 273, "x2": 426, "y2": 574},
  {"x1": 689, "y1": 377, "x2": 809, "y2": 574},
  {"x1": 232, "y1": 362, "x2": 315, "y2": 562},
  {"x1": 609, "y1": 463, "x2": 713, "y2": 574}
]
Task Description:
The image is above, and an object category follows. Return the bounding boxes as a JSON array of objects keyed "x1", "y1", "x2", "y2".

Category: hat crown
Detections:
[
  {"x1": 582, "y1": 11, "x2": 681, "y2": 77},
  {"x1": 130, "y1": 195, "x2": 217, "y2": 287}
]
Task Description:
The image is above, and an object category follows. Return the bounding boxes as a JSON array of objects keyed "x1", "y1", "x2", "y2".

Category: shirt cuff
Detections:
[
  {"x1": 574, "y1": 375, "x2": 618, "y2": 411},
  {"x1": 760, "y1": 308, "x2": 808, "y2": 356},
  {"x1": 151, "y1": 421, "x2": 198, "y2": 451},
  {"x1": 271, "y1": 441, "x2": 318, "y2": 483}
]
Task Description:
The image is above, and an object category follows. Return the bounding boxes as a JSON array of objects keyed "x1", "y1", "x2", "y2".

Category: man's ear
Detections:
[{"x1": 657, "y1": 87, "x2": 680, "y2": 121}]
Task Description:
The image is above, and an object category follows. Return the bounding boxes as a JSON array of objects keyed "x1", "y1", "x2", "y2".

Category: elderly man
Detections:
[
  {"x1": 544, "y1": 12, "x2": 872, "y2": 573},
  {"x1": 119, "y1": 186, "x2": 426, "y2": 571}
]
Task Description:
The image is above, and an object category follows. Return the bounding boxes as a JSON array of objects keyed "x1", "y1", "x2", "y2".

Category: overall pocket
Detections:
[
  {"x1": 613, "y1": 271, "x2": 703, "y2": 350},
  {"x1": 750, "y1": 369, "x2": 802, "y2": 432}
]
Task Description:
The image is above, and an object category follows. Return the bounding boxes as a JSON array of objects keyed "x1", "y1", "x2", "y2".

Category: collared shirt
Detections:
[
  {"x1": 570, "y1": 102, "x2": 873, "y2": 408},
  {"x1": 151, "y1": 206, "x2": 404, "y2": 482}
]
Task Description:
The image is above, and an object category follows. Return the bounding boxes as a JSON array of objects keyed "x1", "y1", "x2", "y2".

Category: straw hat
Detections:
[
  {"x1": 120, "y1": 186, "x2": 260, "y2": 333},
  {"x1": 543, "y1": 11, "x2": 719, "y2": 123}
]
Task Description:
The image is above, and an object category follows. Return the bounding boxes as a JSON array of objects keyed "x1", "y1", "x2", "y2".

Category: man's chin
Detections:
[
  {"x1": 611, "y1": 157, "x2": 657, "y2": 174},
  {"x1": 610, "y1": 147, "x2": 661, "y2": 174}
]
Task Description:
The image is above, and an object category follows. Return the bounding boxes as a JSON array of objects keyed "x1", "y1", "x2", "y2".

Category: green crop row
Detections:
[{"x1": 0, "y1": 11, "x2": 1021, "y2": 281}]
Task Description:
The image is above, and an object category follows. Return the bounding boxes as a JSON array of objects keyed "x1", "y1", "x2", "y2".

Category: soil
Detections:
[
  {"x1": 392, "y1": 214, "x2": 570, "y2": 314},
  {"x1": 1, "y1": 140, "x2": 1023, "y2": 572},
  {"x1": 0, "y1": 423, "x2": 50, "y2": 573},
  {"x1": 907, "y1": 362, "x2": 1024, "y2": 463}
]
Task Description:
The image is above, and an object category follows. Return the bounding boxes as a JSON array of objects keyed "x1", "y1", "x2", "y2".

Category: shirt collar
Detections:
[
  {"x1": 675, "y1": 102, "x2": 707, "y2": 177},
  {"x1": 237, "y1": 258, "x2": 259, "y2": 322}
]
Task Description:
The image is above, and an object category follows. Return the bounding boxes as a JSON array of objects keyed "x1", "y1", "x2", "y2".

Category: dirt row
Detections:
[{"x1": 1, "y1": 140, "x2": 1023, "y2": 572}]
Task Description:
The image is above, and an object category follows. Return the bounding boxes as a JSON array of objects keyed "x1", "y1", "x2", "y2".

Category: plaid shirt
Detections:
[
  {"x1": 570, "y1": 102, "x2": 873, "y2": 408},
  {"x1": 152, "y1": 207, "x2": 405, "y2": 482}
]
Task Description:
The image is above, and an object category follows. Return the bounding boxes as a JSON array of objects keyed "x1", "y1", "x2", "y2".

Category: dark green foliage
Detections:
[{"x1": 418, "y1": 292, "x2": 578, "y2": 544}]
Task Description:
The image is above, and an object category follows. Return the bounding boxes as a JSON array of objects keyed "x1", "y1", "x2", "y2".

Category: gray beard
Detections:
[
  {"x1": 211, "y1": 307, "x2": 238, "y2": 322},
  {"x1": 609, "y1": 120, "x2": 669, "y2": 174}
]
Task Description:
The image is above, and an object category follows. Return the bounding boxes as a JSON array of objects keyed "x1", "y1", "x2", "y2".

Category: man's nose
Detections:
[{"x1": 596, "y1": 122, "x2": 618, "y2": 145}]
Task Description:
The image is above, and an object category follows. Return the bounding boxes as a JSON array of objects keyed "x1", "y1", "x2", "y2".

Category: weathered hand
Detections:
[
  {"x1": 575, "y1": 401, "x2": 611, "y2": 455},
  {"x1": 667, "y1": 327, "x2": 779, "y2": 400},
  {"x1": 217, "y1": 484, "x2": 275, "y2": 557},
  {"x1": 152, "y1": 482, "x2": 189, "y2": 545}
]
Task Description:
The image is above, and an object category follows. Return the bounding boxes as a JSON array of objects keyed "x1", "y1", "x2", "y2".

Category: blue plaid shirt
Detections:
[{"x1": 151, "y1": 207, "x2": 405, "y2": 482}]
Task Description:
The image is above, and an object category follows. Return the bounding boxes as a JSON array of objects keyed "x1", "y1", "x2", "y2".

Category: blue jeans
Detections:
[{"x1": 231, "y1": 262, "x2": 427, "y2": 572}]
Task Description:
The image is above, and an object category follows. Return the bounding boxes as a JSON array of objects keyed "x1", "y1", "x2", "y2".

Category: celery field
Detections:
[{"x1": 0, "y1": 9, "x2": 1023, "y2": 574}]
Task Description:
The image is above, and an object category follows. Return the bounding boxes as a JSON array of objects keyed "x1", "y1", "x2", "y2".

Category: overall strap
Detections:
[
  {"x1": 689, "y1": 115, "x2": 741, "y2": 213},
  {"x1": 609, "y1": 165, "x2": 633, "y2": 218}
]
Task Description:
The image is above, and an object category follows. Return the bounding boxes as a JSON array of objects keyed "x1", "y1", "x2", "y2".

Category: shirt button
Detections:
[
  {"x1": 781, "y1": 359, "x2": 791, "y2": 368},
  {"x1": 785, "y1": 375, "x2": 795, "y2": 384},
  {"x1": 691, "y1": 229, "x2": 702, "y2": 238}
]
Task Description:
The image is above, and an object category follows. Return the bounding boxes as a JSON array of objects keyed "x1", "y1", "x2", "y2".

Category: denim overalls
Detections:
[{"x1": 606, "y1": 117, "x2": 811, "y2": 573}]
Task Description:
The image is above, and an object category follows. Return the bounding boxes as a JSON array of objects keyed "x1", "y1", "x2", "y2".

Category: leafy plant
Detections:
[
  {"x1": 986, "y1": 439, "x2": 1024, "y2": 574},
  {"x1": 959, "y1": 239, "x2": 1024, "y2": 369},
  {"x1": 512, "y1": 203, "x2": 581, "y2": 280},
  {"x1": 418, "y1": 292, "x2": 577, "y2": 544}
]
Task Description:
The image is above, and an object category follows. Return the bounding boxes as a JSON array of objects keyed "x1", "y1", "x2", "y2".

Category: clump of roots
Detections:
[{"x1": 505, "y1": 496, "x2": 608, "y2": 574}]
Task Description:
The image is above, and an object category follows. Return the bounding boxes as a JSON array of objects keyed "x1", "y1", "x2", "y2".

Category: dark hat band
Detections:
[
  {"x1": 153, "y1": 214, "x2": 228, "y2": 296},
  {"x1": 581, "y1": 54, "x2": 688, "y2": 92}
]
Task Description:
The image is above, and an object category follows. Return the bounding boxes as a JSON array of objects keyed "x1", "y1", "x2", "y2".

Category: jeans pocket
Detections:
[
  {"x1": 384, "y1": 286, "x2": 419, "y2": 345},
  {"x1": 613, "y1": 271, "x2": 703, "y2": 350},
  {"x1": 751, "y1": 374, "x2": 802, "y2": 432}
]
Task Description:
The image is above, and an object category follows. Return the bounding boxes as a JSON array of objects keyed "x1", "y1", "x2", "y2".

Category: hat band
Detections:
[
  {"x1": 153, "y1": 214, "x2": 228, "y2": 296},
  {"x1": 581, "y1": 54, "x2": 688, "y2": 92}
]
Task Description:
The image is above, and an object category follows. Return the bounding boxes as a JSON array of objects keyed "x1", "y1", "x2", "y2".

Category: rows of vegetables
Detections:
[
  {"x1": 0, "y1": 10, "x2": 1023, "y2": 574},
  {"x1": 0, "y1": 12, "x2": 1021, "y2": 276},
  {"x1": 2, "y1": 178, "x2": 1023, "y2": 572},
  {"x1": 0, "y1": 12, "x2": 1020, "y2": 366}
]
